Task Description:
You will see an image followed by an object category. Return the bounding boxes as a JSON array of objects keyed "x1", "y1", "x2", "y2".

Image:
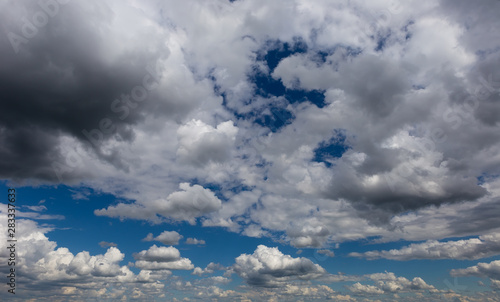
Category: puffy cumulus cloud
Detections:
[
  {"x1": 95, "y1": 183, "x2": 222, "y2": 224},
  {"x1": 350, "y1": 233, "x2": 500, "y2": 260},
  {"x1": 348, "y1": 272, "x2": 437, "y2": 296},
  {"x1": 30, "y1": 244, "x2": 134, "y2": 283},
  {"x1": 451, "y1": 260, "x2": 500, "y2": 281},
  {"x1": 177, "y1": 119, "x2": 238, "y2": 166},
  {"x1": 143, "y1": 230, "x2": 183, "y2": 245},
  {"x1": 0, "y1": 209, "x2": 171, "y2": 300},
  {"x1": 348, "y1": 283, "x2": 384, "y2": 295},
  {"x1": 367, "y1": 272, "x2": 436, "y2": 293},
  {"x1": 189, "y1": 283, "x2": 351, "y2": 302},
  {"x1": 134, "y1": 245, "x2": 180, "y2": 262},
  {"x1": 287, "y1": 224, "x2": 331, "y2": 248},
  {"x1": 66, "y1": 247, "x2": 125, "y2": 277},
  {"x1": 134, "y1": 245, "x2": 194, "y2": 270},
  {"x1": 194, "y1": 286, "x2": 238, "y2": 300},
  {"x1": 232, "y1": 245, "x2": 326, "y2": 287}
]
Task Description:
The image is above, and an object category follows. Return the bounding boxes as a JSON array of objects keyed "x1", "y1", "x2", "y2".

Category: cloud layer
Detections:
[{"x1": 2, "y1": 0, "x2": 500, "y2": 300}]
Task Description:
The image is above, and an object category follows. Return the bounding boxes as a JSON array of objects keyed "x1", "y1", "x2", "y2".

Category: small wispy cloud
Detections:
[
  {"x1": 24, "y1": 205, "x2": 47, "y2": 212},
  {"x1": 186, "y1": 238, "x2": 206, "y2": 245},
  {"x1": 99, "y1": 241, "x2": 118, "y2": 248}
]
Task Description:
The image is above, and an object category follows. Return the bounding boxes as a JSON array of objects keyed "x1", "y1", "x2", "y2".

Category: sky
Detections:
[{"x1": 0, "y1": 0, "x2": 500, "y2": 301}]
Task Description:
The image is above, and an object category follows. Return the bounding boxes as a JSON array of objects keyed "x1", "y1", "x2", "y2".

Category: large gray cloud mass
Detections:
[{"x1": 1, "y1": 0, "x2": 500, "y2": 248}]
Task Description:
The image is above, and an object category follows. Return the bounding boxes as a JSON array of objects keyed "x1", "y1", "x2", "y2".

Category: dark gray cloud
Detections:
[{"x1": 0, "y1": 0, "x2": 170, "y2": 182}]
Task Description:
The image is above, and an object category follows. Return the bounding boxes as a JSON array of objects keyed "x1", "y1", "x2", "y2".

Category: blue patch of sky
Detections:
[
  {"x1": 375, "y1": 30, "x2": 391, "y2": 52},
  {"x1": 218, "y1": 41, "x2": 365, "y2": 134},
  {"x1": 475, "y1": 46, "x2": 500, "y2": 60},
  {"x1": 477, "y1": 173, "x2": 500, "y2": 185},
  {"x1": 254, "y1": 106, "x2": 294, "y2": 132},
  {"x1": 313, "y1": 130, "x2": 350, "y2": 167},
  {"x1": 217, "y1": 38, "x2": 333, "y2": 133},
  {"x1": 402, "y1": 20, "x2": 414, "y2": 41},
  {"x1": 253, "y1": 39, "x2": 326, "y2": 108}
]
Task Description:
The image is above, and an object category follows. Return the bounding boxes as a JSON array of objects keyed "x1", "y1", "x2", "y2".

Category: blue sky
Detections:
[{"x1": 1, "y1": 0, "x2": 500, "y2": 301}]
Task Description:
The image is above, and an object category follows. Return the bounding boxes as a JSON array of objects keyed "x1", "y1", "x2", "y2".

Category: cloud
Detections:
[
  {"x1": 134, "y1": 245, "x2": 181, "y2": 262},
  {"x1": 0, "y1": 0, "x2": 497, "y2": 252},
  {"x1": 185, "y1": 237, "x2": 205, "y2": 245},
  {"x1": 350, "y1": 233, "x2": 500, "y2": 260},
  {"x1": 348, "y1": 283, "x2": 384, "y2": 295},
  {"x1": 177, "y1": 119, "x2": 238, "y2": 166},
  {"x1": 0, "y1": 209, "x2": 173, "y2": 300},
  {"x1": 451, "y1": 260, "x2": 500, "y2": 281},
  {"x1": 69, "y1": 188, "x2": 92, "y2": 200},
  {"x1": 4, "y1": 204, "x2": 65, "y2": 220},
  {"x1": 232, "y1": 245, "x2": 326, "y2": 287},
  {"x1": 24, "y1": 205, "x2": 47, "y2": 211},
  {"x1": 95, "y1": 183, "x2": 222, "y2": 224},
  {"x1": 143, "y1": 231, "x2": 183, "y2": 245},
  {"x1": 99, "y1": 241, "x2": 118, "y2": 248},
  {"x1": 317, "y1": 249, "x2": 335, "y2": 258},
  {"x1": 192, "y1": 262, "x2": 225, "y2": 276},
  {"x1": 0, "y1": 0, "x2": 175, "y2": 182},
  {"x1": 1, "y1": 0, "x2": 500, "y2": 299},
  {"x1": 134, "y1": 245, "x2": 194, "y2": 271},
  {"x1": 348, "y1": 272, "x2": 437, "y2": 295},
  {"x1": 367, "y1": 272, "x2": 436, "y2": 293}
]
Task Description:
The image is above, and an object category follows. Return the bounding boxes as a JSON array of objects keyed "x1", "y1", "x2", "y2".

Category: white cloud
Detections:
[
  {"x1": 0, "y1": 209, "x2": 171, "y2": 300},
  {"x1": 233, "y1": 245, "x2": 326, "y2": 287},
  {"x1": 135, "y1": 258, "x2": 194, "y2": 271},
  {"x1": 348, "y1": 282, "x2": 384, "y2": 295},
  {"x1": 95, "y1": 183, "x2": 222, "y2": 224},
  {"x1": 351, "y1": 233, "x2": 500, "y2": 260},
  {"x1": 143, "y1": 231, "x2": 183, "y2": 245},
  {"x1": 451, "y1": 260, "x2": 500, "y2": 281},
  {"x1": 348, "y1": 272, "x2": 437, "y2": 295},
  {"x1": 177, "y1": 119, "x2": 238, "y2": 166},
  {"x1": 185, "y1": 237, "x2": 205, "y2": 245},
  {"x1": 24, "y1": 205, "x2": 47, "y2": 212},
  {"x1": 134, "y1": 245, "x2": 194, "y2": 271},
  {"x1": 192, "y1": 262, "x2": 225, "y2": 276},
  {"x1": 134, "y1": 245, "x2": 181, "y2": 262},
  {"x1": 317, "y1": 249, "x2": 335, "y2": 258}
]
